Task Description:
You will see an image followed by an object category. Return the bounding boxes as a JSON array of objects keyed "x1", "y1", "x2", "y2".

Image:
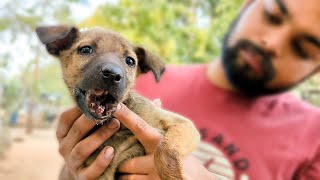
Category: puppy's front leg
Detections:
[
  {"x1": 125, "y1": 93, "x2": 200, "y2": 179},
  {"x1": 154, "y1": 111, "x2": 201, "y2": 180}
]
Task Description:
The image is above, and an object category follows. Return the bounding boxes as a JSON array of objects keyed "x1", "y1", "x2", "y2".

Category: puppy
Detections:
[{"x1": 36, "y1": 25, "x2": 200, "y2": 180}]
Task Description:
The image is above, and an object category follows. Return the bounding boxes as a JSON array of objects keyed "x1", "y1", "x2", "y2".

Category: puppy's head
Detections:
[{"x1": 36, "y1": 25, "x2": 165, "y2": 123}]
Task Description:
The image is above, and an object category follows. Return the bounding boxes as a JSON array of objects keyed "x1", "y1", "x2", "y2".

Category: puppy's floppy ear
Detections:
[
  {"x1": 36, "y1": 25, "x2": 79, "y2": 56},
  {"x1": 135, "y1": 46, "x2": 165, "y2": 83}
]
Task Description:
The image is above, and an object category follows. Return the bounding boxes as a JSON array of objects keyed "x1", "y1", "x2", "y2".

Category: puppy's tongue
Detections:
[
  {"x1": 96, "y1": 105, "x2": 105, "y2": 115},
  {"x1": 93, "y1": 89, "x2": 105, "y2": 96}
]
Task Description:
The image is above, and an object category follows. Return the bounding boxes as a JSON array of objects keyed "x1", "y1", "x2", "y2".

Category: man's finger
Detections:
[
  {"x1": 118, "y1": 174, "x2": 149, "y2": 180},
  {"x1": 56, "y1": 106, "x2": 82, "y2": 139},
  {"x1": 113, "y1": 103, "x2": 163, "y2": 153},
  {"x1": 78, "y1": 146, "x2": 114, "y2": 180},
  {"x1": 68, "y1": 118, "x2": 120, "y2": 171},
  {"x1": 66, "y1": 114, "x2": 96, "y2": 141},
  {"x1": 117, "y1": 154, "x2": 154, "y2": 174},
  {"x1": 59, "y1": 114, "x2": 96, "y2": 157}
]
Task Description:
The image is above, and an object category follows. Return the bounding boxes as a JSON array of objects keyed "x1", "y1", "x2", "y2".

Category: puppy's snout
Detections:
[{"x1": 101, "y1": 63, "x2": 123, "y2": 83}]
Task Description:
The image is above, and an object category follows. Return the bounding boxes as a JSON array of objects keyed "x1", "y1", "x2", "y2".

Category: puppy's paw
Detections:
[{"x1": 154, "y1": 141, "x2": 184, "y2": 180}]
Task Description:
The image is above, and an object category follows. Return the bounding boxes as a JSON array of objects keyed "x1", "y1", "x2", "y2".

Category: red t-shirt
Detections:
[{"x1": 134, "y1": 64, "x2": 320, "y2": 180}]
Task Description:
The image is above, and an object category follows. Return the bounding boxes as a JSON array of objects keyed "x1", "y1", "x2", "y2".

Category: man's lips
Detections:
[{"x1": 239, "y1": 49, "x2": 263, "y2": 74}]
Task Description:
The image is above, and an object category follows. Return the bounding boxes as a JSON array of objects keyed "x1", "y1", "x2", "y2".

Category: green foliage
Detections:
[
  {"x1": 39, "y1": 63, "x2": 71, "y2": 105},
  {"x1": 22, "y1": 60, "x2": 72, "y2": 105},
  {"x1": 2, "y1": 78, "x2": 23, "y2": 112},
  {"x1": 81, "y1": 0, "x2": 242, "y2": 64},
  {"x1": 294, "y1": 76, "x2": 320, "y2": 106}
]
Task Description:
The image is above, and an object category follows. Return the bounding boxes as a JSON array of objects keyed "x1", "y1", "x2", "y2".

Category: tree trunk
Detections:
[{"x1": 25, "y1": 46, "x2": 40, "y2": 134}]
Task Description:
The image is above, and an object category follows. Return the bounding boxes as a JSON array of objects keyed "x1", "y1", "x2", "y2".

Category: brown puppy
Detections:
[{"x1": 36, "y1": 25, "x2": 200, "y2": 180}]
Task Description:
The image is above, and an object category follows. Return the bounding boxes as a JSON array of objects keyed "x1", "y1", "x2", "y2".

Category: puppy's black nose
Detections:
[{"x1": 101, "y1": 63, "x2": 123, "y2": 83}]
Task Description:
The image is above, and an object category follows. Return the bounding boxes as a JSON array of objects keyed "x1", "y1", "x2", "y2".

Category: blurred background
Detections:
[{"x1": 0, "y1": 0, "x2": 319, "y2": 179}]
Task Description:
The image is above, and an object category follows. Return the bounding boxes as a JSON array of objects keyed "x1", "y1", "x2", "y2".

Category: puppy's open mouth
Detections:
[{"x1": 79, "y1": 89, "x2": 118, "y2": 121}]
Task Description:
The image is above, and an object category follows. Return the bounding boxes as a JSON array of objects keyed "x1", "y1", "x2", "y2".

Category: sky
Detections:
[{"x1": 0, "y1": 0, "x2": 113, "y2": 79}]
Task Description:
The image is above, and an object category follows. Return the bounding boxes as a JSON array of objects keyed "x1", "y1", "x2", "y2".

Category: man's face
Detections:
[{"x1": 222, "y1": 0, "x2": 320, "y2": 96}]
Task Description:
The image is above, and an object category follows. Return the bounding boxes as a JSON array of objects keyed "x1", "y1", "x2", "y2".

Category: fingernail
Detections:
[
  {"x1": 107, "y1": 118, "x2": 119, "y2": 129},
  {"x1": 116, "y1": 103, "x2": 122, "y2": 111},
  {"x1": 104, "y1": 146, "x2": 114, "y2": 159}
]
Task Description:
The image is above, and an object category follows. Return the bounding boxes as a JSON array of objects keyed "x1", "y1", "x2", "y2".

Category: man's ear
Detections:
[
  {"x1": 135, "y1": 46, "x2": 165, "y2": 83},
  {"x1": 36, "y1": 25, "x2": 79, "y2": 56}
]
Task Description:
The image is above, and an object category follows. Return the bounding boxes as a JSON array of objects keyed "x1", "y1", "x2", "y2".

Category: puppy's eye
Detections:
[
  {"x1": 78, "y1": 46, "x2": 93, "y2": 54},
  {"x1": 125, "y1": 57, "x2": 135, "y2": 67}
]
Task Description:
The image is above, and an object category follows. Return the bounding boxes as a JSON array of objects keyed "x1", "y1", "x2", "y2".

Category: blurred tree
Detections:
[
  {"x1": 0, "y1": 0, "x2": 75, "y2": 133},
  {"x1": 80, "y1": 0, "x2": 242, "y2": 64}
]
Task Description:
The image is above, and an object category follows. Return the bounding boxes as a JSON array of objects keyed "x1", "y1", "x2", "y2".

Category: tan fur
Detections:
[{"x1": 36, "y1": 25, "x2": 200, "y2": 180}]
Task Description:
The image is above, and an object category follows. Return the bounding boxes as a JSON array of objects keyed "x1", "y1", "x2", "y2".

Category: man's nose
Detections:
[{"x1": 259, "y1": 27, "x2": 291, "y2": 58}]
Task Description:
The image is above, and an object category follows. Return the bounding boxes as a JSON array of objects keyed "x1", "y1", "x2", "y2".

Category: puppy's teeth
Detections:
[{"x1": 94, "y1": 120, "x2": 99, "y2": 125}]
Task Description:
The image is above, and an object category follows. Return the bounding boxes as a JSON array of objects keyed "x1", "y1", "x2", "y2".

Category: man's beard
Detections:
[{"x1": 221, "y1": 14, "x2": 290, "y2": 97}]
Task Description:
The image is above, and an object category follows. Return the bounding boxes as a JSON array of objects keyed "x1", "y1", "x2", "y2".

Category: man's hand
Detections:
[
  {"x1": 114, "y1": 103, "x2": 214, "y2": 180},
  {"x1": 56, "y1": 102, "x2": 214, "y2": 180},
  {"x1": 56, "y1": 106, "x2": 120, "y2": 180},
  {"x1": 114, "y1": 103, "x2": 163, "y2": 180}
]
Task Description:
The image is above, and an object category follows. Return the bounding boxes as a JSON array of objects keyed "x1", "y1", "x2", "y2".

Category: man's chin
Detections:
[{"x1": 231, "y1": 82, "x2": 291, "y2": 97}]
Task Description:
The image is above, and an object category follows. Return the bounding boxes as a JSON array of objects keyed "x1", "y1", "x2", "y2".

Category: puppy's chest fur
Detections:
[{"x1": 85, "y1": 91, "x2": 166, "y2": 179}]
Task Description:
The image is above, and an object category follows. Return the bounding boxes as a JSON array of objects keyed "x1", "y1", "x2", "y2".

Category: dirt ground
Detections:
[{"x1": 0, "y1": 127, "x2": 63, "y2": 180}]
